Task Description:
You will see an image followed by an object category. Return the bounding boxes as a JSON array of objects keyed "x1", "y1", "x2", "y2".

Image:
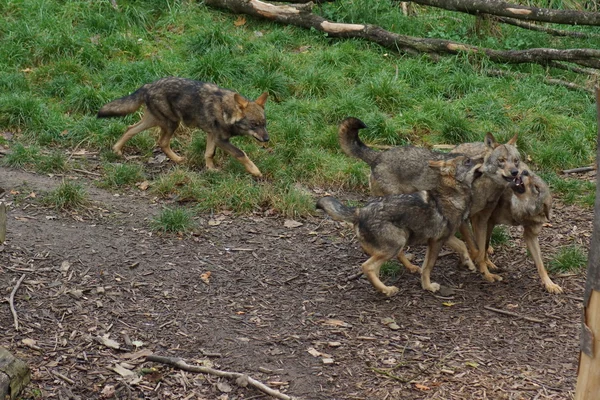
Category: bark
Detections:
[
  {"x1": 0, "y1": 348, "x2": 30, "y2": 400},
  {"x1": 205, "y1": 0, "x2": 600, "y2": 72},
  {"x1": 574, "y1": 86, "x2": 600, "y2": 400},
  {"x1": 495, "y1": 16, "x2": 599, "y2": 38},
  {"x1": 409, "y1": 0, "x2": 600, "y2": 26}
]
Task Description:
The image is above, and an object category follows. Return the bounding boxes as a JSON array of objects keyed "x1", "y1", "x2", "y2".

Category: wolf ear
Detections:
[
  {"x1": 506, "y1": 133, "x2": 518, "y2": 146},
  {"x1": 255, "y1": 92, "x2": 268, "y2": 108},
  {"x1": 484, "y1": 132, "x2": 499, "y2": 149},
  {"x1": 234, "y1": 93, "x2": 249, "y2": 109}
]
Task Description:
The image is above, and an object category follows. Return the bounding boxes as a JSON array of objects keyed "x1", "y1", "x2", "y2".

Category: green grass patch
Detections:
[
  {"x1": 549, "y1": 245, "x2": 588, "y2": 273},
  {"x1": 150, "y1": 207, "x2": 195, "y2": 234},
  {"x1": 43, "y1": 181, "x2": 89, "y2": 210},
  {"x1": 541, "y1": 172, "x2": 595, "y2": 208},
  {"x1": 0, "y1": 0, "x2": 598, "y2": 214},
  {"x1": 490, "y1": 226, "x2": 510, "y2": 248}
]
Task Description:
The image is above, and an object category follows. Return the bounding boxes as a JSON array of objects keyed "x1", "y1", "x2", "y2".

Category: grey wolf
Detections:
[
  {"x1": 317, "y1": 155, "x2": 481, "y2": 296},
  {"x1": 487, "y1": 169, "x2": 560, "y2": 293},
  {"x1": 97, "y1": 77, "x2": 269, "y2": 177},
  {"x1": 339, "y1": 117, "x2": 521, "y2": 281}
]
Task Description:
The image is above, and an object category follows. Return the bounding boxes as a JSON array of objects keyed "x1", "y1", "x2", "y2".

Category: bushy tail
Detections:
[
  {"x1": 338, "y1": 117, "x2": 378, "y2": 166},
  {"x1": 316, "y1": 196, "x2": 357, "y2": 223},
  {"x1": 97, "y1": 87, "x2": 146, "y2": 118}
]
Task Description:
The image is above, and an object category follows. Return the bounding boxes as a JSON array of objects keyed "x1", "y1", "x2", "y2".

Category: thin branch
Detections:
[
  {"x1": 562, "y1": 166, "x2": 596, "y2": 174},
  {"x1": 146, "y1": 354, "x2": 301, "y2": 400},
  {"x1": 9, "y1": 274, "x2": 26, "y2": 331},
  {"x1": 483, "y1": 305, "x2": 544, "y2": 323},
  {"x1": 495, "y1": 16, "x2": 599, "y2": 38}
]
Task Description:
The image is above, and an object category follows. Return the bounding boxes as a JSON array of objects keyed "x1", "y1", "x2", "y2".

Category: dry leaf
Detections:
[
  {"x1": 283, "y1": 219, "x2": 303, "y2": 228},
  {"x1": 322, "y1": 319, "x2": 351, "y2": 328},
  {"x1": 100, "y1": 385, "x2": 115, "y2": 399},
  {"x1": 137, "y1": 180, "x2": 149, "y2": 191},
  {"x1": 22, "y1": 338, "x2": 41, "y2": 350},
  {"x1": 28, "y1": 192, "x2": 36, "y2": 198},
  {"x1": 200, "y1": 271, "x2": 211, "y2": 284},
  {"x1": 442, "y1": 302, "x2": 456, "y2": 307},
  {"x1": 97, "y1": 334, "x2": 121, "y2": 350},
  {"x1": 234, "y1": 16, "x2": 246, "y2": 27},
  {"x1": 111, "y1": 363, "x2": 135, "y2": 378},
  {"x1": 415, "y1": 383, "x2": 430, "y2": 391}
]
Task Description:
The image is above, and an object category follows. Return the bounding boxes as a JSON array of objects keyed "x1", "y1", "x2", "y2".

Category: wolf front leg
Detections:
[
  {"x1": 471, "y1": 212, "x2": 503, "y2": 282},
  {"x1": 524, "y1": 226, "x2": 563, "y2": 294},
  {"x1": 215, "y1": 139, "x2": 262, "y2": 177},
  {"x1": 420, "y1": 239, "x2": 444, "y2": 292}
]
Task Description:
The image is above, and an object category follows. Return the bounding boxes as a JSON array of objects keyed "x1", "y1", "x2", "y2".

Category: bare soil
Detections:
[{"x1": 0, "y1": 166, "x2": 592, "y2": 400}]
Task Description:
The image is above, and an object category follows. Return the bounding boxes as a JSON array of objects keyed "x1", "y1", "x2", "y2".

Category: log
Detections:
[
  {"x1": 574, "y1": 86, "x2": 600, "y2": 399},
  {"x1": 0, "y1": 202, "x2": 6, "y2": 244},
  {"x1": 204, "y1": 0, "x2": 600, "y2": 73},
  {"x1": 0, "y1": 348, "x2": 30, "y2": 400},
  {"x1": 409, "y1": 0, "x2": 600, "y2": 26}
]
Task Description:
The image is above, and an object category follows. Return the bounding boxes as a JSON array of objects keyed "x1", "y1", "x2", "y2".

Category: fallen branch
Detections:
[
  {"x1": 408, "y1": 0, "x2": 600, "y2": 26},
  {"x1": 205, "y1": 0, "x2": 600, "y2": 73},
  {"x1": 495, "y1": 16, "x2": 599, "y2": 38},
  {"x1": 9, "y1": 274, "x2": 26, "y2": 331},
  {"x1": 562, "y1": 165, "x2": 596, "y2": 174},
  {"x1": 146, "y1": 354, "x2": 301, "y2": 400},
  {"x1": 483, "y1": 305, "x2": 544, "y2": 323}
]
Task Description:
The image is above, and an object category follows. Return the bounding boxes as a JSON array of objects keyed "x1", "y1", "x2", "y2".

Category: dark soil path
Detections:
[{"x1": 0, "y1": 166, "x2": 590, "y2": 400}]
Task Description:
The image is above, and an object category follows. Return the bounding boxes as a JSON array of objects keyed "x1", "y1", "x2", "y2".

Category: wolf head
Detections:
[
  {"x1": 428, "y1": 155, "x2": 482, "y2": 190},
  {"x1": 230, "y1": 92, "x2": 269, "y2": 142},
  {"x1": 509, "y1": 169, "x2": 552, "y2": 221},
  {"x1": 481, "y1": 132, "x2": 523, "y2": 187}
]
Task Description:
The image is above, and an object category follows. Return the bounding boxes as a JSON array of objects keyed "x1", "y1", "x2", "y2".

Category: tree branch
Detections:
[
  {"x1": 409, "y1": 0, "x2": 600, "y2": 26},
  {"x1": 205, "y1": 0, "x2": 600, "y2": 74}
]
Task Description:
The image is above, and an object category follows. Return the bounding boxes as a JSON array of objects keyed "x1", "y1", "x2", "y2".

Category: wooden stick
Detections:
[
  {"x1": 146, "y1": 354, "x2": 301, "y2": 400},
  {"x1": 562, "y1": 166, "x2": 596, "y2": 174},
  {"x1": 9, "y1": 274, "x2": 26, "y2": 331},
  {"x1": 0, "y1": 202, "x2": 6, "y2": 244},
  {"x1": 483, "y1": 305, "x2": 544, "y2": 323}
]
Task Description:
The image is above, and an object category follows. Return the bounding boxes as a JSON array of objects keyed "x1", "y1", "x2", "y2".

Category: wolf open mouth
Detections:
[{"x1": 510, "y1": 176, "x2": 525, "y2": 194}]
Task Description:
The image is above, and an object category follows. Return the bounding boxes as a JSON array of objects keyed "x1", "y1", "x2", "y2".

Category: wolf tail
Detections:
[
  {"x1": 316, "y1": 196, "x2": 357, "y2": 224},
  {"x1": 338, "y1": 117, "x2": 378, "y2": 166},
  {"x1": 97, "y1": 86, "x2": 146, "y2": 118}
]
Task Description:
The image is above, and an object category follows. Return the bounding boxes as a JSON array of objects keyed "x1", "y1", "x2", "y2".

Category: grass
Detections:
[
  {"x1": 549, "y1": 245, "x2": 588, "y2": 273},
  {"x1": 1, "y1": 0, "x2": 599, "y2": 215},
  {"x1": 150, "y1": 207, "x2": 195, "y2": 234},
  {"x1": 43, "y1": 181, "x2": 88, "y2": 210}
]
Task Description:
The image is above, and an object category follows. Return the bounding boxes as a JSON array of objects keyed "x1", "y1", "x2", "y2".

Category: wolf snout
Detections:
[{"x1": 510, "y1": 168, "x2": 519, "y2": 176}]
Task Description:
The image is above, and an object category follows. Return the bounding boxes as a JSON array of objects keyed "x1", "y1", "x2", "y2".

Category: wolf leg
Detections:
[
  {"x1": 113, "y1": 111, "x2": 158, "y2": 156},
  {"x1": 204, "y1": 135, "x2": 218, "y2": 170},
  {"x1": 215, "y1": 139, "x2": 262, "y2": 177},
  {"x1": 446, "y1": 236, "x2": 476, "y2": 272},
  {"x1": 524, "y1": 227, "x2": 563, "y2": 294},
  {"x1": 471, "y1": 213, "x2": 502, "y2": 282},
  {"x1": 398, "y1": 251, "x2": 420, "y2": 273},
  {"x1": 361, "y1": 254, "x2": 399, "y2": 297},
  {"x1": 157, "y1": 120, "x2": 185, "y2": 164},
  {"x1": 420, "y1": 239, "x2": 444, "y2": 292}
]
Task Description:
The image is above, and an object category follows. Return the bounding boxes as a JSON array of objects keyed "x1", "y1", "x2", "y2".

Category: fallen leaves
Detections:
[{"x1": 200, "y1": 271, "x2": 211, "y2": 284}]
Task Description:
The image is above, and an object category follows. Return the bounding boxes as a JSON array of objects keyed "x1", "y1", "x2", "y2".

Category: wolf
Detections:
[
  {"x1": 97, "y1": 77, "x2": 269, "y2": 177},
  {"x1": 485, "y1": 169, "x2": 560, "y2": 293},
  {"x1": 338, "y1": 117, "x2": 521, "y2": 282},
  {"x1": 317, "y1": 155, "x2": 482, "y2": 296}
]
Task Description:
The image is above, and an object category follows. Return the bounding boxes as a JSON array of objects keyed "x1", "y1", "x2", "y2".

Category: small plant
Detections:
[
  {"x1": 549, "y1": 245, "x2": 587, "y2": 273},
  {"x1": 43, "y1": 181, "x2": 88, "y2": 210},
  {"x1": 380, "y1": 261, "x2": 400, "y2": 279},
  {"x1": 490, "y1": 226, "x2": 510, "y2": 247},
  {"x1": 101, "y1": 163, "x2": 145, "y2": 188},
  {"x1": 2, "y1": 144, "x2": 39, "y2": 168},
  {"x1": 151, "y1": 207, "x2": 195, "y2": 233},
  {"x1": 35, "y1": 152, "x2": 68, "y2": 174}
]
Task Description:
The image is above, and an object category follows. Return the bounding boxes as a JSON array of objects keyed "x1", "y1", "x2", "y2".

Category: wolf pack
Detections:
[{"x1": 98, "y1": 77, "x2": 560, "y2": 297}]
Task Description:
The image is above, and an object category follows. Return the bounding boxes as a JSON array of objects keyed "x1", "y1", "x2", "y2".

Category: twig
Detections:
[
  {"x1": 9, "y1": 274, "x2": 26, "y2": 331},
  {"x1": 483, "y1": 305, "x2": 544, "y2": 323},
  {"x1": 72, "y1": 168, "x2": 102, "y2": 177},
  {"x1": 562, "y1": 166, "x2": 596, "y2": 174},
  {"x1": 146, "y1": 354, "x2": 301, "y2": 400},
  {"x1": 51, "y1": 370, "x2": 75, "y2": 385},
  {"x1": 345, "y1": 271, "x2": 364, "y2": 282}
]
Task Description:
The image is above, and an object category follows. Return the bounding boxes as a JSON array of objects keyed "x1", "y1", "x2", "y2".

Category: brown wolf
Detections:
[
  {"x1": 486, "y1": 169, "x2": 560, "y2": 293},
  {"x1": 317, "y1": 155, "x2": 482, "y2": 296},
  {"x1": 97, "y1": 77, "x2": 269, "y2": 177},
  {"x1": 338, "y1": 117, "x2": 521, "y2": 281}
]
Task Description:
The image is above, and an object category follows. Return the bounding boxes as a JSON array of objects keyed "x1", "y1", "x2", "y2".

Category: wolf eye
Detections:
[
  {"x1": 463, "y1": 158, "x2": 472, "y2": 166},
  {"x1": 498, "y1": 158, "x2": 505, "y2": 163}
]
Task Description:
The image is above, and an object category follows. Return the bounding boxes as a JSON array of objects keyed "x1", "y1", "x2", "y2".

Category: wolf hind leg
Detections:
[
  {"x1": 157, "y1": 120, "x2": 185, "y2": 164},
  {"x1": 113, "y1": 111, "x2": 158, "y2": 156},
  {"x1": 361, "y1": 254, "x2": 399, "y2": 297},
  {"x1": 420, "y1": 239, "x2": 444, "y2": 292},
  {"x1": 398, "y1": 251, "x2": 420, "y2": 273}
]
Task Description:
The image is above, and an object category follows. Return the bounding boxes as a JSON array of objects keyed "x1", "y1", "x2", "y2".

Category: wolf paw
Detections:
[
  {"x1": 483, "y1": 272, "x2": 503, "y2": 282},
  {"x1": 545, "y1": 282, "x2": 564, "y2": 294},
  {"x1": 423, "y1": 282, "x2": 440, "y2": 293},
  {"x1": 487, "y1": 245, "x2": 494, "y2": 255},
  {"x1": 486, "y1": 259, "x2": 499, "y2": 270},
  {"x1": 463, "y1": 259, "x2": 477, "y2": 272},
  {"x1": 382, "y1": 286, "x2": 399, "y2": 297}
]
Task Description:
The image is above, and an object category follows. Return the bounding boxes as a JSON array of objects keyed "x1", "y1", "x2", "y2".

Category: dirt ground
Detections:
[{"x1": 0, "y1": 165, "x2": 592, "y2": 400}]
